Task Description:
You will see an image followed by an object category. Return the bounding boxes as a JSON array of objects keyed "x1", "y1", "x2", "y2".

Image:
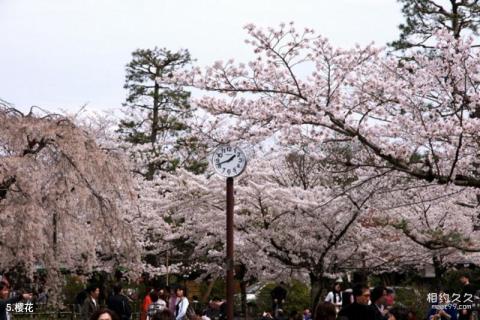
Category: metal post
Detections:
[
  {"x1": 226, "y1": 177, "x2": 234, "y2": 320},
  {"x1": 166, "y1": 248, "x2": 170, "y2": 286}
]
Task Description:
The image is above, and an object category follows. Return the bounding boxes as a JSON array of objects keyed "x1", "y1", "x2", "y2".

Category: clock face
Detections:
[{"x1": 212, "y1": 145, "x2": 247, "y2": 177}]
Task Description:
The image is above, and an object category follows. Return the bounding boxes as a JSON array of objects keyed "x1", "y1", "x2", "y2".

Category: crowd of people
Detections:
[
  {"x1": 73, "y1": 283, "x2": 193, "y2": 320},
  {"x1": 0, "y1": 273, "x2": 477, "y2": 320},
  {"x1": 312, "y1": 274, "x2": 477, "y2": 320},
  {"x1": 0, "y1": 280, "x2": 32, "y2": 320},
  {"x1": 73, "y1": 282, "x2": 231, "y2": 320},
  {"x1": 322, "y1": 283, "x2": 412, "y2": 320}
]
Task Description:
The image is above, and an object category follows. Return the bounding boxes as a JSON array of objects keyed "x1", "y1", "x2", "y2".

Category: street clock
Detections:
[{"x1": 212, "y1": 145, "x2": 247, "y2": 177}]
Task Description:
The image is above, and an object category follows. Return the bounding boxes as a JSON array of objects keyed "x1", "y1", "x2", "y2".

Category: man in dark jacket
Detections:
[
  {"x1": 107, "y1": 284, "x2": 132, "y2": 320},
  {"x1": 337, "y1": 284, "x2": 375, "y2": 320},
  {"x1": 368, "y1": 286, "x2": 388, "y2": 320},
  {"x1": 204, "y1": 297, "x2": 226, "y2": 320},
  {"x1": 271, "y1": 282, "x2": 287, "y2": 316},
  {"x1": 81, "y1": 284, "x2": 100, "y2": 320},
  {"x1": 459, "y1": 274, "x2": 476, "y2": 320},
  {"x1": 0, "y1": 281, "x2": 32, "y2": 320}
]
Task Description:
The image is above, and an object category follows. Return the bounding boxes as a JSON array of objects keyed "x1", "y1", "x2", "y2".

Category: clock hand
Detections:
[{"x1": 218, "y1": 154, "x2": 236, "y2": 165}]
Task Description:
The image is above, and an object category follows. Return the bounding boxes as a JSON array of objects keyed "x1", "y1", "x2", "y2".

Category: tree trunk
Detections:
[
  {"x1": 432, "y1": 255, "x2": 445, "y2": 289},
  {"x1": 201, "y1": 278, "x2": 217, "y2": 304},
  {"x1": 146, "y1": 82, "x2": 160, "y2": 180},
  {"x1": 53, "y1": 211, "x2": 58, "y2": 257},
  {"x1": 240, "y1": 280, "x2": 247, "y2": 320},
  {"x1": 234, "y1": 264, "x2": 249, "y2": 319},
  {"x1": 450, "y1": 1, "x2": 460, "y2": 39},
  {"x1": 309, "y1": 272, "x2": 329, "y2": 311},
  {"x1": 151, "y1": 82, "x2": 160, "y2": 144}
]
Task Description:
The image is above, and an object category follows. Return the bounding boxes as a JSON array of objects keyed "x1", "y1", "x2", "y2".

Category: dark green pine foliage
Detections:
[
  {"x1": 118, "y1": 48, "x2": 208, "y2": 180},
  {"x1": 390, "y1": 0, "x2": 480, "y2": 50}
]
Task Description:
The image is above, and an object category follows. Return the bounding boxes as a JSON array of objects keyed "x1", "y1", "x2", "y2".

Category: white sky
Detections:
[{"x1": 0, "y1": 0, "x2": 402, "y2": 114}]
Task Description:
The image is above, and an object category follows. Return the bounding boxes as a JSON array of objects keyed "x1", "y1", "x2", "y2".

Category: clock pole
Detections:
[
  {"x1": 226, "y1": 176, "x2": 234, "y2": 320},
  {"x1": 212, "y1": 145, "x2": 246, "y2": 320}
]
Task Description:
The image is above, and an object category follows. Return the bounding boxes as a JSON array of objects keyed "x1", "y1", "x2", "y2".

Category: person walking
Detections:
[
  {"x1": 82, "y1": 285, "x2": 101, "y2": 320},
  {"x1": 313, "y1": 302, "x2": 336, "y2": 320},
  {"x1": 325, "y1": 282, "x2": 343, "y2": 314},
  {"x1": 0, "y1": 281, "x2": 32, "y2": 320},
  {"x1": 271, "y1": 282, "x2": 287, "y2": 319},
  {"x1": 36, "y1": 287, "x2": 48, "y2": 309},
  {"x1": 147, "y1": 291, "x2": 167, "y2": 320},
  {"x1": 141, "y1": 288, "x2": 155, "y2": 320},
  {"x1": 341, "y1": 288, "x2": 354, "y2": 309},
  {"x1": 75, "y1": 288, "x2": 89, "y2": 316},
  {"x1": 303, "y1": 308, "x2": 312, "y2": 320},
  {"x1": 90, "y1": 308, "x2": 120, "y2": 320},
  {"x1": 387, "y1": 307, "x2": 410, "y2": 320},
  {"x1": 384, "y1": 288, "x2": 395, "y2": 312},
  {"x1": 427, "y1": 289, "x2": 457, "y2": 320},
  {"x1": 369, "y1": 286, "x2": 388, "y2": 320},
  {"x1": 337, "y1": 284, "x2": 375, "y2": 320},
  {"x1": 459, "y1": 274, "x2": 476, "y2": 320},
  {"x1": 107, "y1": 284, "x2": 132, "y2": 320},
  {"x1": 168, "y1": 286, "x2": 177, "y2": 315},
  {"x1": 174, "y1": 286, "x2": 189, "y2": 320},
  {"x1": 152, "y1": 309, "x2": 175, "y2": 320}
]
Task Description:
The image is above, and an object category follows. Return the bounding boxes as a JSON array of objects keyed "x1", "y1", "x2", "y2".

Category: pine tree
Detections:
[
  {"x1": 390, "y1": 0, "x2": 480, "y2": 50},
  {"x1": 118, "y1": 47, "x2": 208, "y2": 180}
]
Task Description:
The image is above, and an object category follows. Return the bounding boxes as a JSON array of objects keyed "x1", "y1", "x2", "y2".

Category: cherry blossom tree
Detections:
[
  {"x1": 0, "y1": 105, "x2": 141, "y2": 303},
  {"x1": 160, "y1": 23, "x2": 480, "y2": 191},
  {"x1": 360, "y1": 180, "x2": 480, "y2": 283},
  {"x1": 159, "y1": 148, "x2": 385, "y2": 306},
  {"x1": 156, "y1": 22, "x2": 480, "y2": 291}
]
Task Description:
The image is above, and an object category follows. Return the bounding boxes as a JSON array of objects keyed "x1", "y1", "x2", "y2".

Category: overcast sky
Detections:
[{"x1": 0, "y1": 0, "x2": 403, "y2": 114}]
